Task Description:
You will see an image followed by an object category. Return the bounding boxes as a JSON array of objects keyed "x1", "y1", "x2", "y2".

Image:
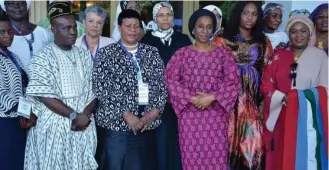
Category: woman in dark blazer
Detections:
[{"x1": 141, "y1": 2, "x2": 191, "y2": 170}]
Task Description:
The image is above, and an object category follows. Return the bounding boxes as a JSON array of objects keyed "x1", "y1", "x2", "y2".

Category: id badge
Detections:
[
  {"x1": 17, "y1": 97, "x2": 32, "y2": 118},
  {"x1": 138, "y1": 83, "x2": 149, "y2": 105}
]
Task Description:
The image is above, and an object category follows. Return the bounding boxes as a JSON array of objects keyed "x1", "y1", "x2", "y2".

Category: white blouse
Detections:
[{"x1": 9, "y1": 26, "x2": 51, "y2": 74}]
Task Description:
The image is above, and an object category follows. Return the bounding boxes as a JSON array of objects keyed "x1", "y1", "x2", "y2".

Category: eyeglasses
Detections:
[
  {"x1": 157, "y1": 13, "x2": 173, "y2": 19},
  {"x1": 289, "y1": 9, "x2": 310, "y2": 17},
  {"x1": 290, "y1": 63, "x2": 298, "y2": 87}
]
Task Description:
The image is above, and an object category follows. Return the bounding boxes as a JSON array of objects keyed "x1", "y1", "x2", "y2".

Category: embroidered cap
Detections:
[{"x1": 48, "y1": 2, "x2": 72, "y2": 22}]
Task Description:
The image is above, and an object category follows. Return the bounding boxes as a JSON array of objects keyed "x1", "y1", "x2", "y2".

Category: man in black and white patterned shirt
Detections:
[{"x1": 93, "y1": 10, "x2": 167, "y2": 170}]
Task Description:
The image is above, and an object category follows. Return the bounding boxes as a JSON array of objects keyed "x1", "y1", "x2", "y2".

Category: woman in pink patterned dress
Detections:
[{"x1": 164, "y1": 9, "x2": 241, "y2": 170}]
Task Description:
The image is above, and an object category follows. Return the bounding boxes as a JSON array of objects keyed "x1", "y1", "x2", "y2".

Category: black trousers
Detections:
[
  {"x1": 95, "y1": 125, "x2": 105, "y2": 169},
  {"x1": 158, "y1": 104, "x2": 182, "y2": 170},
  {"x1": 100, "y1": 129, "x2": 158, "y2": 170}
]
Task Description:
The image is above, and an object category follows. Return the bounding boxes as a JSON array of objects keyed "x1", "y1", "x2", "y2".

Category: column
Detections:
[
  {"x1": 29, "y1": 1, "x2": 48, "y2": 24},
  {"x1": 110, "y1": 1, "x2": 119, "y2": 35},
  {"x1": 182, "y1": 1, "x2": 199, "y2": 36}
]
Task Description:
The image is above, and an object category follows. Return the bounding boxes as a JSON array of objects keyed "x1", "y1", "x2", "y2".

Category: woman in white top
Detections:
[
  {"x1": 75, "y1": 6, "x2": 115, "y2": 167},
  {"x1": 75, "y1": 5, "x2": 115, "y2": 61},
  {"x1": 0, "y1": 0, "x2": 51, "y2": 74},
  {"x1": 262, "y1": 3, "x2": 289, "y2": 49}
]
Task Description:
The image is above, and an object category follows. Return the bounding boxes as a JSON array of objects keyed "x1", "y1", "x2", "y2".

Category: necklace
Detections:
[
  {"x1": 294, "y1": 54, "x2": 300, "y2": 63},
  {"x1": 316, "y1": 36, "x2": 328, "y2": 49},
  {"x1": 318, "y1": 42, "x2": 324, "y2": 50},
  {"x1": 293, "y1": 49, "x2": 305, "y2": 63},
  {"x1": 122, "y1": 42, "x2": 138, "y2": 48},
  {"x1": 193, "y1": 43, "x2": 212, "y2": 51}
]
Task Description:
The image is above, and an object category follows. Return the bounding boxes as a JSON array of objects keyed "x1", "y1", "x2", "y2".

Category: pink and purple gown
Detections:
[{"x1": 164, "y1": 46, "x2": 241, "y2": 170}]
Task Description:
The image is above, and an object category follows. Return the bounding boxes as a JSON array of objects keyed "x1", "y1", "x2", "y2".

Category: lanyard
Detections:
[
  {"x1": 119, "y1": 40, "x2": 142, "y2": 81},
  {"x1": 11, "y1": 23, "x2": 34, "y2": 59},
  {"x1": 83, "y1": 35, "x2": 99, "y2": 61},
  {"x1": 0, "y1": 49, "x2": 22, "y2": 74}
]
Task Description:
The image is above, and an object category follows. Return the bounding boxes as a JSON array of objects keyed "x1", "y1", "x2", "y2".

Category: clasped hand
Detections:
[
  {"x1": 71, "y1": 111, "x2": 92, "y2": 131},
  {"x1": 190, "y1": 92, "x2": 215, "y2": 110},
  {"x1": 18, "y1": 112, "x2": 38, "y2": 129},
  {"x1": 124, "y1": 109, "x2": 159, "y2": 135}
]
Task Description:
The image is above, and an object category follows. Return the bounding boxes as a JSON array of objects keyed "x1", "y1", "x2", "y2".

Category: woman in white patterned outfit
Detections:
[{"x1": 0, "y1": 13, "x2": 29, "y2": 170}]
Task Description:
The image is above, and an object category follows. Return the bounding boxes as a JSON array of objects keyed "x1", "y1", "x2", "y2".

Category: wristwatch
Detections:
[{"x1": 69, "y1": 111, "x2": 77, "y2": 120}]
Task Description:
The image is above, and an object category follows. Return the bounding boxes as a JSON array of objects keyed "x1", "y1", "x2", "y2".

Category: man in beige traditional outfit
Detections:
[{"x1": 24, "y1": 2, "x2": 97, "y2": 170}]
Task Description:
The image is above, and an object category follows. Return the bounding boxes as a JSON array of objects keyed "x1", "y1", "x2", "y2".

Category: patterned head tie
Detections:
[
  {"x1": 286, "y1": 15, "x2": 314, "y2": 34},
  {"x1": 289, "y1": 9, "x2": 311, "y2": 17},
  {"x1": 262, "y1": 3, "x2": 284, "y2": 18},
  {"x1": 152, "y1": 2, "x2": 174, "y2": 22}
]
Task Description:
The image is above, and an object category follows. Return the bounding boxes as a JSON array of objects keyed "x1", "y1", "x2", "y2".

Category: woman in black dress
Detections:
[{"x1": 141, "y1": 2, "x2": 191, "y2": 170}]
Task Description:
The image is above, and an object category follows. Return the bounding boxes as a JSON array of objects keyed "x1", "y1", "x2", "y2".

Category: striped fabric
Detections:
[
  {"x1": 295, "y1": 91, "x2": 308, "y2": 170},
  {"x1": 280, "y1": 87, "x2": 328, "y2": 170},
  {"x1": 0, "y1": 53, "x2": 23, "y2": 117},
  {"x1": 316, "y1": 87, "x2": 328, "y2": 170}
]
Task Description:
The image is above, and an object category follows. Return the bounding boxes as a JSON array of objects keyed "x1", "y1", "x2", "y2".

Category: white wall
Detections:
[{"x1": 265, "y1": 0, "x2": 327, "y2": 31}]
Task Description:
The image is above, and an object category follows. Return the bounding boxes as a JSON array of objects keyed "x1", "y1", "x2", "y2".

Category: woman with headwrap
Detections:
[
  {"x1": 0, "y1": 0, "x2": 51, "y2": 75},
  {"x1": 165, "y1": 9, "x2": 241, "y2": 170},
  {"x1": 309, "y1": 3, "x2": 328, "y2": 54},
  {"x1": 281, "y1": 9, "x2": 311, "y2": 50},
  {"x1": 262, "y1": 3, "x2": 289, "y2": 49},
  {"x1": 213, "y1": 2, "x2": 272, "y2": 169},
  {"x1": 261, "y1": 15, "x2": 328, "y2": 170},
  {"x1": 111, "y1": 0, "x2": 146, "y2": 42},
  {"x1": 203, "y1": 5, "x2": 223, "y2": 41},
  {"x1": 141, "y1": 2, "x2": 191, "y2": 170}
]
